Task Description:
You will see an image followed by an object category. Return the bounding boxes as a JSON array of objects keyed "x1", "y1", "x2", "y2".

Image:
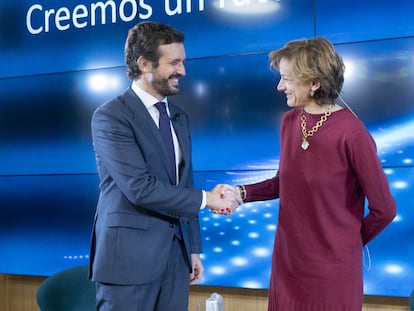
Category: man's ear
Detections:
[{"x1": 137, "y1": 56, "x2": 151, "y2": 73}]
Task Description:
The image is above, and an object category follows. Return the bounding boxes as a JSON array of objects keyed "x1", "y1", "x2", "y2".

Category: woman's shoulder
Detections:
[
  {"x1": 333, "y1": 107, "x2": 366, "y2": 129},
  {"x1": 332, "y1": 108, "x2": 376, "y2": 148}
]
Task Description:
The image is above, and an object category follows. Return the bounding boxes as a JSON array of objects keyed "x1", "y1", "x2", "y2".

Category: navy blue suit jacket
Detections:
[{"x1": 89, "y1": 87, "x2": 203, "y2": 285}]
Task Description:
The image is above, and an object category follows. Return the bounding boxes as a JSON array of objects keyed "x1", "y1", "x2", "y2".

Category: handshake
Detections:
[{"x1": 205, "y1": 184, "x2": 244, "y2": 215}]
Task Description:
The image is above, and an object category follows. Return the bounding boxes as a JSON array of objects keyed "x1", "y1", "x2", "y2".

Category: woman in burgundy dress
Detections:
[{"x1": 223, "y1": 38, "x2": 396, "y2": 310}]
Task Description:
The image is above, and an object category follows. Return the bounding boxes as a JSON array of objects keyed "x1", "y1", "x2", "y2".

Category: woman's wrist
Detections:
[{"x1": 236, "y1": 185, "x2": 246, "y2": 201}]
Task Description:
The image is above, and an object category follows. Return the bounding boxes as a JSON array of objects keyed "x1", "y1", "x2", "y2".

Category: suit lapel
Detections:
[
  {"x1": 122, "y1": 88, "x2": 175, "y2": 183},
  {"x1": 168, "y1": 103, "x2": 190, "y2": 184}
]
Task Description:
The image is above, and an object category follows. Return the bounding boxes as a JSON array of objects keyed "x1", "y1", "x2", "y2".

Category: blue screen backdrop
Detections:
[{"x1": 0, "y1": 0, "x2": 413, "y2": 297}]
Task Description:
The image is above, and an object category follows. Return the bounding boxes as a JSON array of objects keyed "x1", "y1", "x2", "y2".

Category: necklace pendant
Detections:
[{"x1": 301, "y1": 138, "x2": 309, "y2": 150}]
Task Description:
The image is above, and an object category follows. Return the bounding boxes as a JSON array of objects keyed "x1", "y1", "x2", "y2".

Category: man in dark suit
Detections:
[{"x1": 89, "y1": 21, "x2": 238, "y2": 310}]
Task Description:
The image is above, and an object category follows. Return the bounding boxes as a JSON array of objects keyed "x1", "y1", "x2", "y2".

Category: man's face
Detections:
[{"x1": 149, "y1": 43, "x2": 186, "y2": 98}]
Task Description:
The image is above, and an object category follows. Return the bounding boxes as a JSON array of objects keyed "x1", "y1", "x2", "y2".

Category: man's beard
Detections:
[{"x1": 151, "y1": 75, "x2": 180, "y2": 97}]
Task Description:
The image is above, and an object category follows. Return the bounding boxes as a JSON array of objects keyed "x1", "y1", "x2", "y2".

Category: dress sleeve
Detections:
[
  {"x1": 244, "y1": 170, "x2": 280, "y2": 203},
  {"x1": 348, "y1": 130, "x2": 396, "y2": 245}
]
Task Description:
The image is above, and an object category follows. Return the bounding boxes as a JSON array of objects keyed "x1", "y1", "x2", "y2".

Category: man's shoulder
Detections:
[{"x1": 96, "y1": 88, "x2": 138, "y2": 112}]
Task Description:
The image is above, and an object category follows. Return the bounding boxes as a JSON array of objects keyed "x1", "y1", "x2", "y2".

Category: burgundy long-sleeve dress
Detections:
[{"x1": 244, "y1": 108, "x2": 396, "y2": 311}]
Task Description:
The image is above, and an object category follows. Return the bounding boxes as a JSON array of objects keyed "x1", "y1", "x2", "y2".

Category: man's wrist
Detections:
[{"x1": 200, "y1": 190, "x2": 207, "y2": 209}]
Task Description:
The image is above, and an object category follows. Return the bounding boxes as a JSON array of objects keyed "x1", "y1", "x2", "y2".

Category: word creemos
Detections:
[{"x1": 26, "y1": 0, "x2": 206, "y2": 35}]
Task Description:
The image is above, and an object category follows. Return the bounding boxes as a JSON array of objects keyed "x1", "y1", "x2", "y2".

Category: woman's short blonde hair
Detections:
[{"x1": 269, "y1": 37, "x2": 345, "y2": 105}]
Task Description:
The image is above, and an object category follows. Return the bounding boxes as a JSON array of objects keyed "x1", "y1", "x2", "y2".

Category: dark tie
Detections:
[
  {"x1": 155, "y1": 102, "x2": 181, "y2": 239},
  {"x1": 155, "y1": 102, "x2": 176, "y2": 185}
]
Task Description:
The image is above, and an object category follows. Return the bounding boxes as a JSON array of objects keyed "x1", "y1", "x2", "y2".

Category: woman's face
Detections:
[{"x1": 276, "y1": 58, "x2": 315, "y2": 109}]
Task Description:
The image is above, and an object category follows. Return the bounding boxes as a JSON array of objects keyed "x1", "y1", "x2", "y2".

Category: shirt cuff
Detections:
[{"x1": 200, "y1": 190, "x2": 207, "y2": 210}]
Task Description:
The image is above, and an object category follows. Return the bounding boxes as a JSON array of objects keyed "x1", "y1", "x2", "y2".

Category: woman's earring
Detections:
[{"x1": 309, "y1": 90, "x2": 315, "y2": 97}]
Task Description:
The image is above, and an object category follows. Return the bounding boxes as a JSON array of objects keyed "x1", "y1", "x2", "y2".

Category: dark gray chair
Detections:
[
  {"x1": 36, "y1": 265, "x2": 96, "y2": 311},
  {"x1": 410, "y1": 289, "x2": 414, "y2": 311}
]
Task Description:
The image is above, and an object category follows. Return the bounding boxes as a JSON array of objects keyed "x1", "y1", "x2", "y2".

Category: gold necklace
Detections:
[{"x1": 300, "y1": 105, "x2": 333, "y2": 150}]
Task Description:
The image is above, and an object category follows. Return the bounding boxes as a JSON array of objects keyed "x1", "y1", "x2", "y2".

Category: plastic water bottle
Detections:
[{"x1": 205, "y1": 292, "x2": 224, "y2": 311}]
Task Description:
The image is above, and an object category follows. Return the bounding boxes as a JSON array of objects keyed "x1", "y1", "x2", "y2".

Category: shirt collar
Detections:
[{"x1": 131, "y1": 81, "x2": 168, "y2": 109}]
